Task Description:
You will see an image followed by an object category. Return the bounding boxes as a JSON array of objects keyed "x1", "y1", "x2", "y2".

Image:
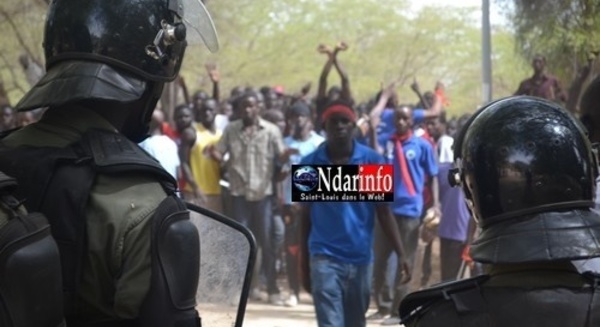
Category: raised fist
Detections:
[
  {"x1": 335, "y1": 41, "x2": 349, "y2": 52},
  {"x1": 317, "y1": 44, "x2": 332, "y2": 55}
]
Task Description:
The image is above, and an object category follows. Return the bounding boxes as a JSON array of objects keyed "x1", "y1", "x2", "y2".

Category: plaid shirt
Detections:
[
  {"x1": 514, "y1": 73, "x2": 567, "y2": 103},
  {"x1": 217, "y1": 118, "x2": 285, "y2": 201}
]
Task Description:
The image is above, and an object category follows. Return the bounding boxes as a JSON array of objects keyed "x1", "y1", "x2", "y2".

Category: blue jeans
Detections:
[
  {"x1": 311, "y1": 255, "x2": 372, "y2": 327},
  {"x1": 372, "y1": 215, "x2": 421, "y2": 315},
  {"x1": 231, "y1": 196, "x2": 280, "y2": 295}
]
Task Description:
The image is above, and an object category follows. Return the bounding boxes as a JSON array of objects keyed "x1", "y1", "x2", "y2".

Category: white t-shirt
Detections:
[
  {"x1": 282, "y1": 132, "x2": 325, "y2": 204},
  {"x1": 437, "y1": 134, "x2": 454, "y2": 164},
  {"x1": 139, "y1": 135, "x2": 180, "y2": 180},
  {"x1": 214, "y1": 114, "x2": 229, "y2": 133}
]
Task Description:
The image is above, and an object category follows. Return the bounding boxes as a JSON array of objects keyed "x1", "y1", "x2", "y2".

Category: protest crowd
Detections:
[{"x1": 2, "y1": 34, "x2": 593, "y2": 327}]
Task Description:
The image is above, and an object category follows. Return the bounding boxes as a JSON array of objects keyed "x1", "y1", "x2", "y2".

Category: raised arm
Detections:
[
  {"x1": 332, "y1": 42, "x2": 353, "y2": 103},
  {"x1": 369, "y1": 81, "x2": 397, "y2": 129},
  {"x1": 566, "y1": 55, "x2": 597, "y2": 113},
  {"x1": 205, "y1": 63, "x2": 220, "y2": 102},
  {"x1": 299, "y1": 81, "x2": 312, "y2": 101},
  {"x1": 368, "y1": 82, "x2": 397, "y2": 154},
  {"x1": 410, "y1": 79, "x2": 431, "y2": 109},
  {"x1": 316, "y1": 44, "x2": 334, "y2": 100},
  {"x1": 422, "y1": 92, "x2": 443, "y2": 119}
]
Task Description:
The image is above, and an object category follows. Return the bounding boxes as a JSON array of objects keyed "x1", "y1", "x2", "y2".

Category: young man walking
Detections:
[{"x1": 300, "y1": 102, "x2": 410, "y2": 327}]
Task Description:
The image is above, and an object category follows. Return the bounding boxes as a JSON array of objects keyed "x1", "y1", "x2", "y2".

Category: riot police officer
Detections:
[
  {"x1": 399, "y1": 96, "x2": 600, "y2": 326},
  {"x1": 0, "y1": 0, "x2": 218, "y2": 326},
  {"x1": 0, "y1": 171, "x2": 64, "y2": 327}
]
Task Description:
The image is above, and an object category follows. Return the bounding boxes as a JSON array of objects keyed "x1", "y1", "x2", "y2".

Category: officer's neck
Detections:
[{"x1": 82, "y1": 102, "x2": 129, "y2": 131}]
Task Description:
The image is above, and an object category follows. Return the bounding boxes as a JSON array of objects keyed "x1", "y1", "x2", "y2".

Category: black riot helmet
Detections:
[
  {"x1": 450, "y1": 96, "x2": 600, "y2": 263},
  {"x1": 15, "y1": 0, "x2": 218, "y2": 115},
  {"x1": 45, "y1": 0, "x2": 187, "y2": 82}
]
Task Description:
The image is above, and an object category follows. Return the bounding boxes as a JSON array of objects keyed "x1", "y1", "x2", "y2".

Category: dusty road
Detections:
[
  {"x1": 241, "y1": 294, "x2": 399, "y2": 327},
  {"x1": 238, "y1": 239, "x2": 440, "y2": 327}
]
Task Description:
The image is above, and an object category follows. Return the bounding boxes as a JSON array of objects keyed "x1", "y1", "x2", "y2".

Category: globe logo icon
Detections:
[{"x1": 293, "y1": 166, "x2": 319, "y2": 192}]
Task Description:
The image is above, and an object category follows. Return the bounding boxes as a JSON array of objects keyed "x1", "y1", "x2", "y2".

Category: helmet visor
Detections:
[{"x1": 183, "y1": 0, "x2": 219, "y2": 52}]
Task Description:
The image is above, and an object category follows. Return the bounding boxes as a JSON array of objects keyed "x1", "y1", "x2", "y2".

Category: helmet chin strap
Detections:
[{"x1": 123, "y1": 81, "x2": 165, "y2": 143}]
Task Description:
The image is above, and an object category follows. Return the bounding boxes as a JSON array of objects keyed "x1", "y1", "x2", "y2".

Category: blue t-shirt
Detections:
[
  {"x1": 437, "y1": 162, "x2": 470, "y2": 242},
  {"x1": 413, "y1": 108, "x2": 425, "y2": 125},
  {"x1": 354, "y1": 132, "x2": 370, "y2": 146},
  {"x1": 383, "y1": 134, "x2": 438, "y2": 218},
  {"x1": 376, "y1": 108, "x2": 426, "y2": 149},
  {"x1": 283, "y1": 132, "x2": 325, "y2": 204},
  {"x1": 300, "y1": 140, "x2": 385, "y2": 264},
  {"x1": 376, "y1": 108, "x2": 396, "y2": 150}
]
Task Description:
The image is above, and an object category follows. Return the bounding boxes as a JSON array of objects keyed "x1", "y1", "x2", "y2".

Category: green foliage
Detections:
[
  {"x1": 496, "y1": 0, "x2": 600, "y2": 82},
  {"x1": 0, "y1": 0, "x2": 46, "y2": 103},
  {"x1": 1, "y1": 0, "x2": 532, "y2": 117},
  {"x1": 184, "y1": 0, "x2": 529, "y2": 116}
]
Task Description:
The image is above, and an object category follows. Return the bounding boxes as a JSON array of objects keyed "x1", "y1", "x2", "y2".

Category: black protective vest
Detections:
[
  {"x1": 0, "y1": 171, "x2": 65, "y2": 327},
  {"x1": 400, "y1": 269, "x2": 600, "y2": 327},
  {"x1": 0, "y1": 129, "x2": 201, "y2": 327}
]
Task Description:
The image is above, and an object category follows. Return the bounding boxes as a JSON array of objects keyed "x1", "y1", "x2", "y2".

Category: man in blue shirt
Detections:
[
  {"x1": 375, "y1": 104, "x2": 439, "y2": 325},
  {"x1": 368, "y1": 82, "x2": 443, "y2": 154},
  {"x1": 299, "y1": 101, "x2": 410, "y2": 327}
]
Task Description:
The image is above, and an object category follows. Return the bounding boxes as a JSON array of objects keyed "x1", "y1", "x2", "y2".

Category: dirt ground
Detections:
[{"x1": 236, "y1": 238, "x2": 442, "y2": 327}]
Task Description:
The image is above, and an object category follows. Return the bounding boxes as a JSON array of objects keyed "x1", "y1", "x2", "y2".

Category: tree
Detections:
[
  {"x1": 497, "y1": 0, "x2": 600, "y2": 113},
  {"x1": 0, "y1": 0, "x2": 46, "y2": 105},
  {"x1": 182, "y1": 1, "x2": 530, "y2": 116},
  {"x1": 2, "y1": 0, "x2": 531, "y2": 117}
]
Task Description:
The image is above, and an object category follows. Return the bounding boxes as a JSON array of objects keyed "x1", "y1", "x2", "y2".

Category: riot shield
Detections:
[{"x1": 186, "y1": 203, "x2": 257, "y2": 327}]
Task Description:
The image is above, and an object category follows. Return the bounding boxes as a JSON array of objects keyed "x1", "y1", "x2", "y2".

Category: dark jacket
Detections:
[{"x1": 400, "y1": 261, "x2": 600, "y2": 327}]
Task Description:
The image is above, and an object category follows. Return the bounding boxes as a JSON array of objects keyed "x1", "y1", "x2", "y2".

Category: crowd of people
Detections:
[
  {"x1": 1, "y1": 30, "x2": 594, "y2": 326},
  {"x1": 131, "y1": 46, "x2": 590, "y2": 327},
  {"x1": 5, "y1": 0, "x2": 600, "y2": 326},
  {"x1": 0, "y1": 40, "x2": 540, "y2": 324},
  {"x1": 110, "y1": 41, "x2": 474, "y2": 325},
  {"x1": 1, "y1": 45, "x2": 468, "y2": 323}
]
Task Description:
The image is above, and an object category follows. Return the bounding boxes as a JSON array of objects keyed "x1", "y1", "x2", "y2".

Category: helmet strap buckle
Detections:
[
  {"x1": 145, "y1": 20, "x2": 184, "y2": 65},
  {"x1": 448, "y1": 158, "x2": 464, "y2": 188},
  {"x1": 448, "y1": 167, "x2": 462, "y2": 187}
]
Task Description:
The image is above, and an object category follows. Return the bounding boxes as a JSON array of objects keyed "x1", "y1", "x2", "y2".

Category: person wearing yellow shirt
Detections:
[{"x1": 191, "y1": 98, "x2": 223, "y2": 213}]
